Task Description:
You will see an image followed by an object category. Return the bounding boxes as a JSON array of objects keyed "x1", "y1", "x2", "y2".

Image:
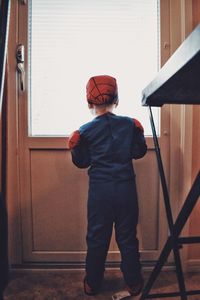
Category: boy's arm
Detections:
[
  {"x1": 67, "y1": 130, "x2": 91, "y2": 168},
  {"x1": 131, "y1": 119, "x2": 147, "y2": 159}
]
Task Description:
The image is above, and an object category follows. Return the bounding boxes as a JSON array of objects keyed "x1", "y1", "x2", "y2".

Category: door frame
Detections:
[{"x1": 6, "y1": 0, "x2": 193, "y2": 268}]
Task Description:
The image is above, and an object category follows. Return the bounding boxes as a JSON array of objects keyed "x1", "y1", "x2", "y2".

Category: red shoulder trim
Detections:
[
  {"x1": 67, "y1": 130, "x2": 80, "y2": 149},
  {"x1": 132, "y1": 118, "x2": 144, "y2": 133}
]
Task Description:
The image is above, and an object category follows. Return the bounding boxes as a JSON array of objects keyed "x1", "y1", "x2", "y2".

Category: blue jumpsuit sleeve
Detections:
[
  {"x1": 131, "y1": 122, "x2": 147, "y2": 159},
  {"x1": 71, "y1": 137, "x2": 91, "y2": 168}
]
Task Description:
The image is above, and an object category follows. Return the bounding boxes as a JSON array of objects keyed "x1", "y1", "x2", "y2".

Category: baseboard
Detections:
[
  {"x1": 187, "y1": 259, "x2": 200, "y2": 272},
  {"x1": 9, "y1": 261, "x2": 176, "y2": 273}
]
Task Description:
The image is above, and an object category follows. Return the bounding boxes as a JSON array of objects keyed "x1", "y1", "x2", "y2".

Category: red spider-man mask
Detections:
[{"x1": 86, "y1": 75, "x2": 118, "y2": 105}]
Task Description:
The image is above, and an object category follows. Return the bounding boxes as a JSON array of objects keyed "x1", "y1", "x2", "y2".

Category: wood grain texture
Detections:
[{"x1": 188, "y1": 0, "x2": 200, "y2": 261}]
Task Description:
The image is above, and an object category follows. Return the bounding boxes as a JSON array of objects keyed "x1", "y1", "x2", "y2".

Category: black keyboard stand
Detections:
[{"x1": 140, "y1": 106, "x2": 200, "y2": 300}]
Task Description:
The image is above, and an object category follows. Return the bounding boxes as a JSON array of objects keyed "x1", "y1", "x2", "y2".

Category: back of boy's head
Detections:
[{"x1": 86, "y1": 75, "x2": 118, "y2": 106}]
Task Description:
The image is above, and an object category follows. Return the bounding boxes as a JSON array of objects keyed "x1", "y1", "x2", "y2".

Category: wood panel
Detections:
[
  {"x1": 6, "y1": 0, "x2": 22, "y2": 265},
  {"x1": 135, "y1": 150, "x2": 159, "y2": 251},
  {"x1": 30, "y1": 150, "x2": 88, "y2": 252},
  {"x1": 188, "y1": 0, "x2": 200, "y2": 261},
  {"x1": 23, "y1": 148, "x2": 160, "y2": 262}
]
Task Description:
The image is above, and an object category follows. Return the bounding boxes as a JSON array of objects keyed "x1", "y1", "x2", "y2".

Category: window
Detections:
[{"x1": 28, "y1": 0, "x2": 160, "y2": 136}]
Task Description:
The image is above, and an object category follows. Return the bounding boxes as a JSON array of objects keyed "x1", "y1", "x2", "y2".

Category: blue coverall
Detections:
[{"x1": 71, "y1": 112, "x2": 147, "y2": 290}]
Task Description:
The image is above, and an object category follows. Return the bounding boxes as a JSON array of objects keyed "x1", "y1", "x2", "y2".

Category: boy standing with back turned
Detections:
[{"x1": 68, "y1": 75, "x2": 147, "y2": 296}]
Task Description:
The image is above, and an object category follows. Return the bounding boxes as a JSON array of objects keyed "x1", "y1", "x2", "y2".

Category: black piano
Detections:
[
  {"x1": 140, "y1": 24, "x2": 200, "y2": 300},
  {"x1": 142, "y1": 24, "x2": 200, "y2": 107}
]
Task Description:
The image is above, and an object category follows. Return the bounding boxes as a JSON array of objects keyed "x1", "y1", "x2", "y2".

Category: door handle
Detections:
[{"x1": 16, "y1": 44, "x2": 25, "y2": 91}]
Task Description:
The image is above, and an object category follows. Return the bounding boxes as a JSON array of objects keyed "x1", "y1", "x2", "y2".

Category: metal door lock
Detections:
[{"x1": 16, "y1": 44, "x2": 25, "y2": 91}]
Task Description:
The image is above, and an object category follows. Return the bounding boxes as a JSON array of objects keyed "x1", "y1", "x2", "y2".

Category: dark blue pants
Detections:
[{"x1": 86, "y1": 180, "x2": 141, "y2": 289}]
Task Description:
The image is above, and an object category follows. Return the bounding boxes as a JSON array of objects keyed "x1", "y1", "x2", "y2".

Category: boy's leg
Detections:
[
  {"x1": 86, "y1": 182, "x2": 114, "y2": 291},
  {"x1": 114, "y1": 181, "x2": 142, "y2": 287}
]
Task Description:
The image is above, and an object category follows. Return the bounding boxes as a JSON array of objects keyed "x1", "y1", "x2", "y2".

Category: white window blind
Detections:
[{"x1": 28, "y1": 0, "x2": 160, "y2": 136}]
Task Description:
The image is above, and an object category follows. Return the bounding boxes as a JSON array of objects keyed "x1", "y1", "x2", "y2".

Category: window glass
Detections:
[{"x1": 28, "y1": 0, "x2": 160, "y2": 136}]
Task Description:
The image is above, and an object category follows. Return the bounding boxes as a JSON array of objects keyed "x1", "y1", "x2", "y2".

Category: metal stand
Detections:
[{"x1": 140, "y1": 106, "x2": 200, "y2": 299}]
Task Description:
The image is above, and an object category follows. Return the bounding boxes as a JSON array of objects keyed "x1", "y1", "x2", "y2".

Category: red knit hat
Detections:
[{"x1": 86, "y1": 75, "x2": 118, "y2": 105}]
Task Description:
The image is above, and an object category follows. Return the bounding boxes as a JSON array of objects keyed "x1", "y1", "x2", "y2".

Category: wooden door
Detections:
[{"x1": 15, "y1": 0, "x2": 170, "y2": 265}]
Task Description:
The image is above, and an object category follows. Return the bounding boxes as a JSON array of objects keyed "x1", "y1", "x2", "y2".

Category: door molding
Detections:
[
  {"x1": 7, "y1": 0, "x2": 22, "y2": 264},
  {"x1": 6, "y1": 0, "x2": 194, "y2": 267}
]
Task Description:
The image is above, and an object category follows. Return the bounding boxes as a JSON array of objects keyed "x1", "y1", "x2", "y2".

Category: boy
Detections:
[{"x1": 67, "y1": 75, "x2": 147, "y2": 296}]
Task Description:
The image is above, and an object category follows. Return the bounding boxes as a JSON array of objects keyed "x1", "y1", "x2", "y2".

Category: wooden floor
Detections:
[{"x1": 3, "y1": 269, "x2": 200, "y2": 300}]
